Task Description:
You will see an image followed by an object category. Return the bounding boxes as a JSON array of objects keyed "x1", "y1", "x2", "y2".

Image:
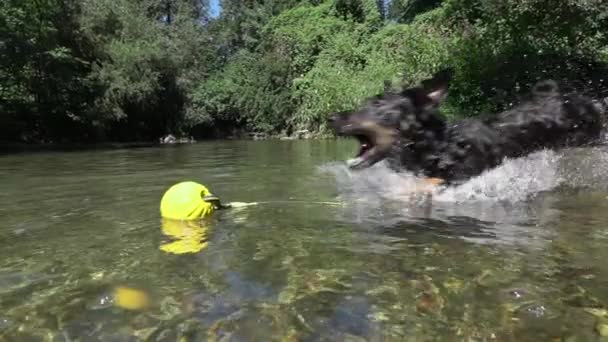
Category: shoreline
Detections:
[{"x1": 0, "y1": 131, "x2": 336, "y2": 154}]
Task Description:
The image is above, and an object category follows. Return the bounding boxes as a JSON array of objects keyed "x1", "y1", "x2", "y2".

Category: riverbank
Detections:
[
  {"x1": 238, "y1": 129, "x2": 332, "y2": 141},
  {"x1": 0, "y1": 130, "x2": 336, "y2": 154},
  {"x1": 163, "y1": 128, "x2": 335, "y2": 143}
]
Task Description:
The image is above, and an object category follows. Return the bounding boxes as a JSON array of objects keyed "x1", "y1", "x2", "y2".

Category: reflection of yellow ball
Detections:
[
  {"x1": 160, "y1": 181, "x2": 215, "y2": 220},
  {"x1": 160, "y1": 218, "x2": 210, "y2": 254},
  {"x1": 114, "y1": 286, "x2": 151, "y2": 311}
]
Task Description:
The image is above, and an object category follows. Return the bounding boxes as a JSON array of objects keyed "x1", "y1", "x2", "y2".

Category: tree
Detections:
[{"x1": 0, "y1": 0, "x2": 98, "y2": 142}]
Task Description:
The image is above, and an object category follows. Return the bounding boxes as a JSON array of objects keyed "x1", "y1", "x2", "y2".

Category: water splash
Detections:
[
  {"x1": 435, "y1": 150, "x2": 562, "y2": 203},
  {"x1": 318, "y1": 149, "x2": 563, "y2": 205},
  {"x1": 554, "y1": 146, "x2": 608, "y2": 190},
  {"x1": 317, "y1": 146, "x2": 608, "y2": 243}
]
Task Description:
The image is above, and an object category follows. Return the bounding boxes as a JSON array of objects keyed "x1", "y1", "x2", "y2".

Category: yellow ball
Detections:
[{"x1": 160, "y1": 181, "x2": 215, "y2": 220}]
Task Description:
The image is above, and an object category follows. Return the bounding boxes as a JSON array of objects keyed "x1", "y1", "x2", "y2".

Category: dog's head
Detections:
[{"x1": 327, "y1": 69, "x2": 452, "y2": 169}]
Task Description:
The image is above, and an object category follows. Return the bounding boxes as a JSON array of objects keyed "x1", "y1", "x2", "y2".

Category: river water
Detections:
[{"x1": 2, "y1": 140, "x2": 608, "y2": 341}]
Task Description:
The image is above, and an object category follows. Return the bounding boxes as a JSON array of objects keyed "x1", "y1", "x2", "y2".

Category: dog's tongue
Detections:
[{"x1": 349, "y1": 140, "x2": 373, "y2": 168}]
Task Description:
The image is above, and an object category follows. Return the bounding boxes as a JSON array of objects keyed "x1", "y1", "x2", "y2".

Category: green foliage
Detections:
[
  {"x1": 1, "y1": 0, "x2": 607, "y2": 142},
  {"x1": 0, "y1": 0, "x2": 97, "y2": 142},
  {"x1": 286, "y1": 6, "x2": 453, "y2": 130},
  {"x1": 78, "y1": 0, "x2": 213, "y2": 140},
  {"x1": 263, "y1": 2, "x2": 351, "y2": 77},
  {"x1": 443, "y1": 0, "x2": 608, "y2": 115},
  {"x1": 191, "y1": 0, "x2": 606, "y2": 135},
  {"x1": 188, "y1": 49, "x2": 293, "y2": 133},
  {"x1": 387, "y1": 0, "x2": 444, "y2": 23}
]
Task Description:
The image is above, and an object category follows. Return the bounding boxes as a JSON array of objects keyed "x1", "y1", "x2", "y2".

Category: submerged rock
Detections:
[
  {"x1": 160, "y1": 134, "x2": 195, "y2": 144},
  {"x1": 249, "y1": 132, "x2": 268, "y2": 140},
  {"x1": 160, "y1": 134, "x2": 176, "y2": 144},
  {"x1": 294, "y1": 129, "x2": 311, "y2": 139}
]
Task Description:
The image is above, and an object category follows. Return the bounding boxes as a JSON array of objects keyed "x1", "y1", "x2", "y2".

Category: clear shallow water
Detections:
[{"x1": 2, "y1": 140, "x2": 608, "y2": 341}]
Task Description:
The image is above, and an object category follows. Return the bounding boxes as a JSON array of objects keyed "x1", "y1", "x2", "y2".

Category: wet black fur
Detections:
[{"x1": 328, "y1": 70, "x2": 606, "y2": 185}]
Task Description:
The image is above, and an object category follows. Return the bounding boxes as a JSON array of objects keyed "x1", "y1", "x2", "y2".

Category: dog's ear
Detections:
[
  {"x1": 402, "y1": 88, "x2": 433, "y2": 109},
  {"x1": 421, "y1": 68, "x2": 453, "y2": 104}
]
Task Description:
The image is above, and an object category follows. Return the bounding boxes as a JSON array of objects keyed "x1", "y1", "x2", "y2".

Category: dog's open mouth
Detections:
[
  {"x1": 328, "y1": 112, "x2": 398, "y2": 169},
  {"x1": 349, "y1": 134, "x2": 377, "y2": 169},
  {"x1": 333, "y1": 125, "x2": 397, "y2": 169}
]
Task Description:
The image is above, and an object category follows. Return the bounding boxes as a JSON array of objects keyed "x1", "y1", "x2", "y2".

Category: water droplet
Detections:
[
  {"x1": 0, "y1": 318, "x2": 12, "y2": 329},
  {"x1": 509, "y1": 289, "x2": 525, "y2": 299},
  {"x1": 88, "y1": 293, "x2": 114, "y2": 310},
  {"x1": 525, "y1": 304, "x2": 547, "y2": 318}
]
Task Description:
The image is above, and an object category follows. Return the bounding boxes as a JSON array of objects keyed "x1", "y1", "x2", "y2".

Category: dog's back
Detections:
[
  {"x1": 489, "y1": 80, "x2": 604, "y2": 159},
  {"x1": 422, "y1": 80, "x2": 606, "y2": 183}
]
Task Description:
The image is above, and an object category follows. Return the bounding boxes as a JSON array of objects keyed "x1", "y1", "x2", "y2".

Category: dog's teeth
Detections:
[{"x1": 347, "y1": 157, "x2": 364, "y2": 168}]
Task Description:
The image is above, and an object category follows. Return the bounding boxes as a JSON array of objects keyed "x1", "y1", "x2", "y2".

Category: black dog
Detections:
[{"x1": 328, "y1": 70, "x2": 606, "y2": 186}]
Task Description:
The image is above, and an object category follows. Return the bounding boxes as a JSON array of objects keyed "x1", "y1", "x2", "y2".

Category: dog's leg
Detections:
[
  {"x1": 426, "y1": 177, "x2": 445, "y2": 186},
  {"x1": 417, "y1": 178, "x2": 443, "y2": 217},
  {"x1": 403, "y1": 177, "x2": 444, "y2": 213},
  {"x1": 416, "y1": 177, "x2": 444, "y2": 193},
  {"x1": 420, "y1": 178, "x2": 444, "y2": 212}
]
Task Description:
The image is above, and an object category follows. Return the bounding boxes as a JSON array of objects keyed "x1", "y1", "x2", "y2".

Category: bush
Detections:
[
  {"x1": 443, "y1": 0, "x2": 608, "y2": 116},
  {"x1": 292, "y1": 6, "x2": 454, "y2": 130},
  {"x1": 2, "y1": 0, "x2": 607, "y2": 142}
]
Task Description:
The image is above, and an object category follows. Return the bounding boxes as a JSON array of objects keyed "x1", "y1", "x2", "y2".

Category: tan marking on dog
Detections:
[
  {"x1": 358, "y1": 121, "x2": 399, "y2": 149},
  {"x1": 425, "y1": 178, "x2": 444, "y2": 186},
  {"x1": 411, "y1": 177, "x2": 444, "y2": 195}
]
